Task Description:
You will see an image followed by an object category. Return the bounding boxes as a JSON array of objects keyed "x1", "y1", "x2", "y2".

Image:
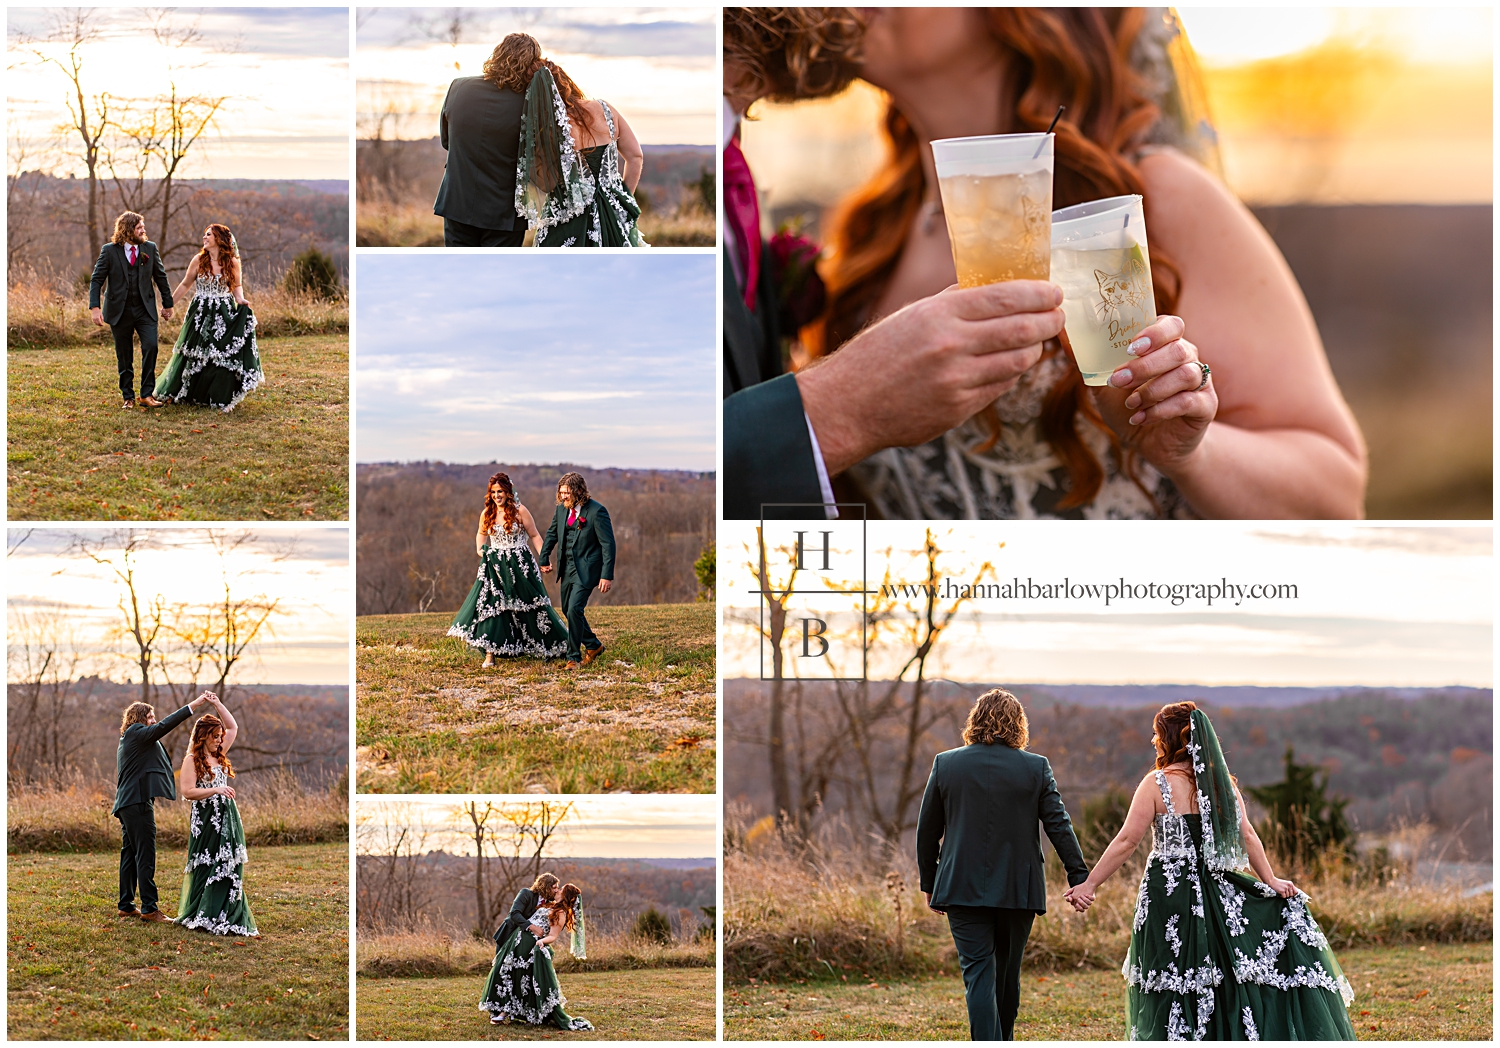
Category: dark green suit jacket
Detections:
[
  {"x1": 722, "y1": 246, "x2": 824, "y2": 519},
  {"x1": 89, "y1": 240, "x2": 174, "y2": 324},
  {"x1": 432, "y1": 76, "x2": 527, "y2": 231},
  {"x1": 916, "y1": 743, "x2": 1089, "y2": 912},
  {"x1": 112, "y1": 704, "x2": 194, "y2": 815},
  {"x1": 492, "y1": 887, "x2": 540, "y2": 947},
  {"x1": 538, "y1": 500, "x2": 615, "y2": 591}
]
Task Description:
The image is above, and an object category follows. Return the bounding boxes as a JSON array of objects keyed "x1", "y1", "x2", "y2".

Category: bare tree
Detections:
[
  {"x1": 355, "y1": 805, "x2": 435, "y2": 931},
  {"x1": 20, "y1": 9, "x2": 112, "y2": 250},
  {"x1": 462, "y1": 800, "x2": 574, "y2": 939},
  {"x1": 69, "y1": 529, "x2": 166, "y2": 707},
  {"x1": 7, "y1": 610, "x2": 96, "y2": 785},
  {"x1": 7, "y1": 131, "x2": 58, "y2": 272}
]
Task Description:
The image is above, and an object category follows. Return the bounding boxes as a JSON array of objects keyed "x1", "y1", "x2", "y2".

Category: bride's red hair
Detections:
[
  {"x1": 805, "y1": 8, "x2": 1184, "y2": 510},
  {"x1": 479, "y1": 472, "x2": 519, "y2": 535}
]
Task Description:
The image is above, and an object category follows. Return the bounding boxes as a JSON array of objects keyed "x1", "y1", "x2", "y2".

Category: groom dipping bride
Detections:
[{"x1": 918, "y1": 690, "x2": 1355, "y2": 1041}]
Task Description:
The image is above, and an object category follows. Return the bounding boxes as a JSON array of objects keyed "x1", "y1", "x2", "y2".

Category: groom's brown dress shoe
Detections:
[
  {"x1": 566, "y1": 661, "x2": 581, "y2": 670},
  {"x1": 122, "y1": 399, "x2": 136, "y2": 409},
  {"x1": 117, "y1": 908, "x2": 141, "y2": 918},
  {"x1": 581, "y1": 644, "x2": 605, "y2": 667},
  {"x1": 141, "y1": 910, "x2": 174, "y2": 923}
]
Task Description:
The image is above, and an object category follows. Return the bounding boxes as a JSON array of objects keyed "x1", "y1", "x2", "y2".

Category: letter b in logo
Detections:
[{"x1": 800, "y1": 618, "x2": 829, "y2": 658}]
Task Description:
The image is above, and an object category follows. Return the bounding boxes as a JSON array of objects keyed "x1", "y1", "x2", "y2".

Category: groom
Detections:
[
  {"x1": 916, "y1": 689, "x2": 1090, "y2": 1041},
  {"x1": 538, "y1": 472, "x2": 616, "y2": 670},
  {"x1": 114, "y1": 692, "x2": 211, "y2": 921},
  {"x1": 432, "y1": 32, "x2": 537, "y2": 247},
  {"x1": 89, "y1": 211, "x2": 175, "y2": 409}
]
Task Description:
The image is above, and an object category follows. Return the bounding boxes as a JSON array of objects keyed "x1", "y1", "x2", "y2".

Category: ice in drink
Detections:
[
  {"x1": 931, "y1": 132, "x2": 1054, "y2": 287},
  {"x1": 939, "y1": 169, "x2": 1053, "y2": 286},
  {"x1": 1050, "y1": 195, "x2": 1155, "y2": 386}
]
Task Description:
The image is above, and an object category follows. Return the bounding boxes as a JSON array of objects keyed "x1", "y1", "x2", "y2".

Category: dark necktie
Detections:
[{"x1": 722, "y1": 137, "x2": 761, "y2": 310}]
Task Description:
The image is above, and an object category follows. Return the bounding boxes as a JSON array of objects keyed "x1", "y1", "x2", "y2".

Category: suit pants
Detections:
[
  {"x1": 559, "y1": 566, "x2": 600, "y2": 662},
  {"x1": 116, "y1": 801, "x2": 160, "y2": 913},
  {"x1": 945, "y1": 906, "x2": 1036, "y2": 1040},
  {"x1": 443, "y1": 217, "x2": 527, "y2": 247},
  {"x1": 111, "y1": 299, "x2": 159, "y2": 401}
]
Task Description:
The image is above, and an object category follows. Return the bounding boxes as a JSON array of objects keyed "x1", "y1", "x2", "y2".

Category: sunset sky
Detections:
[
  {"x1": 7, "y1": 7, "x2": 350, "y2": 180},
  {"x1": 355, "y1": 796, "x2": 717, "y2": 858},
  {"x1": 355, "y1": 254, "x2": 714, "y2": 470},
  {"x1": 356, "y1": 6, "x2": 715, "y2": 145},
  {"x1": 740, "y1": 7, "x2": 1491, "y2": 213},
  {"x1": 721, "y1": 523, "x2": 1492, "y2": 688},
  {"x1": 6, "y1": 527, "x2": 350, "y2": 685}
]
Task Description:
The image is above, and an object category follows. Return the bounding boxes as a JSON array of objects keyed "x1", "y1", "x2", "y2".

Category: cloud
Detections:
[{"x1": 356, "y1": 7, "x2": 713, "y2": 57}]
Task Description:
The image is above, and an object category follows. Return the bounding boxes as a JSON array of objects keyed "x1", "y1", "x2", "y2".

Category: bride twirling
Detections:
[
  {"x1": 149, "y1": 223, "x2": 264, "y2": 412},
  {"x1": 512, "y1": 47, "x2": 647, "y2": 248}
]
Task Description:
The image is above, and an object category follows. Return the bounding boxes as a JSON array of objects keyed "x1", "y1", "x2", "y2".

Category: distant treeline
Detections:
[
  {"x1": 6, "y1": 677, "x2": 348, "y2": 795},
  {"x1": 724, "y1": 680, "x2": 1492, "y2": 859},
  {"x1": 355, "y1": 852, "x2": 716, "y2": 938},
  {"x1": 8, "y1": 174, "x2": 348, "y2": 284},
  {"x1": 356, "y1": 461, "x2": 714, "y2": 616}
]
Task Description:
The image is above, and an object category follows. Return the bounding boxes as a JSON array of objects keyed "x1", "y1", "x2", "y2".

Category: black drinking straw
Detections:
[{"x1": 1034, "y1": 106, "x2": 1065, "y2": 157}]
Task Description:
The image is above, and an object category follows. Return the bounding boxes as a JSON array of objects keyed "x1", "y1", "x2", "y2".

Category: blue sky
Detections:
[{"x1": 355, "y1": 254, "x2": 714, "y2": 470}]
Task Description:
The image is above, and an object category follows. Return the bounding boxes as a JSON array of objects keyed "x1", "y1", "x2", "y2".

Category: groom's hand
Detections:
[
  {"x1": 90, "y1": 307, "x2": 105, "y2": 327},
  {"x1": 796, "y1": 280, "x2": 1065, "y2": 475},
  {"x1": 924, "y1": 891, "x2": 945, "y2": 916},
  {"x1": 598, "y1": 579, "x2": 612, "y2": 594},
  {"x1": 540, "y1": 565, "x2": 553, "y2": 573}
]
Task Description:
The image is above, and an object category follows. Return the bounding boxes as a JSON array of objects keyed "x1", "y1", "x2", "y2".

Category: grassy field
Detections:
[
  {"x1": 8, "y1": 843, "x2": 349, "y2": 1040},
  {"x1": 8, "y1": 335, "x2": 348, "y2": 520},
  {"x1": 724, "y1": 943, "x2": 1492, "y2": 1041},
  {"x1": 357, "y1": 969, "x2": 715, "y2": 1040},
  {"x1": 358, "y1": 927, "x2": 715, "y2": 978},
  {"x1": 355, "y1": 202, "x2": 714, "y2": 248},
  {"x1": 356, "y1": 604, "x2": 714, "y2": 794}
]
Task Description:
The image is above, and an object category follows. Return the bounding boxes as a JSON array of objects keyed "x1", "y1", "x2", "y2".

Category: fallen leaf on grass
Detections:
[{"x1": 1413, "y1": 989, "x2": 1429, "y2": 1000}]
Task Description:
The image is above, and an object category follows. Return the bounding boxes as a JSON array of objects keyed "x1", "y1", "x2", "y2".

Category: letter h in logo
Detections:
[{"x1": 752, "y1": 505, "x2": 868, "y2": 681}]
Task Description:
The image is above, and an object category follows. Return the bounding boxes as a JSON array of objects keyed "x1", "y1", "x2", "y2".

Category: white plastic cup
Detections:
[
  {"x1": 931, "y1": 133, "x2": 1054, "y2": 286},
  {"x1": 1050, "y1": 194, "x2": 1156, "y2": 386}
]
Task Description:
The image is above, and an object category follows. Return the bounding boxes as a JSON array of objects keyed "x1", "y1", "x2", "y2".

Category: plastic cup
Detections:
[
  {"x1": 931, "y1": 133, "x2": 1054, "y2": 286},
  {"x1": 1050, "y1": 194, "x2": 1157, "y2": 386}
]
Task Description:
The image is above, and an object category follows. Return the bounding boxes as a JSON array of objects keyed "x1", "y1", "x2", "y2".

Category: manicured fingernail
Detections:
[
  {"x1": 1125, "y1": 392, "x2": 1141, "y2": 410},
  {"x1": 1129, "y1": 411, "x2": 1146, "y2": 426},
  {"x1": 1110, "y1": 368, "x2": 1133, "y2": 387},
  {"x1": 1127, "y1": 336, "x2": 1150, "y2": 355}
]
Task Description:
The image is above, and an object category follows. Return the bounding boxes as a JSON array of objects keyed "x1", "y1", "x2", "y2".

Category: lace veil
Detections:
[
  {"x1": 1132, "y1": 8, "x2": 1223, "y2": 175},
  {"x1": 569, "y1": 898, "x2": 587, "y2": 959},
  {"x1": 516, "y1": 66, "x2": 593, "y2": 231},
  {"x1": 1189, "y1": 708, "x2": 1248, "y2": 871}
]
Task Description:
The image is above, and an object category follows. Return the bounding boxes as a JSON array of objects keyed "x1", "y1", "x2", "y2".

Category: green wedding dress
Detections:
[
  {"x1": 154, "y1": 273, "x2": 263, "y2": 411},
  {"x1": 1123, "y1": 712, "x2": 1355, "y2": 1040},
  {"x1": 448, "y1": 520, "x2": 568, "y2": 659},
  {"x1": 176, "y1": 764, "x2": 258, "y2": 937},
  {"x1": 479, "y1": 905, "x2": 593, "y2": 1030}
]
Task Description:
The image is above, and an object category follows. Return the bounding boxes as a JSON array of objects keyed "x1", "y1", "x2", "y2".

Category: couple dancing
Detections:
[
  {"x1": 479, "y1": 873, "x2": 593, "y2": 1030},
  {"x1": 434, "y1": 32, "x2": 646, "y2": 247},
  {"x1": 918, "y1": 691, "x2": 1355, "y2": 1041},
  {"x1": 115, "y1": 691, "x2": 258, "y2": 937},
  {"x1": 448, "y1": 471, "x2": 617, "y2": 670},
  {"x1": 722, "y1": 9, "x2": 1366, "y2": 520},
  {"x1": 89, "y1": 211, "x2": 263, "y2": 412}
]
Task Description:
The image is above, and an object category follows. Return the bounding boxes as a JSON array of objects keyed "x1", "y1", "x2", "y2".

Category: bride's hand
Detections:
[
  {"x1": 1266, "y1": 876, "x2": 1298, "y2": 899},
  {"x1": 1088, "y1": 315, "x2": 1217, "y2": 477}
]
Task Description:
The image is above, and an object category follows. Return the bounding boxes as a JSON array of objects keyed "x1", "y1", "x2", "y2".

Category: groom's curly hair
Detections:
[
  {"x1": 724, "y1": 8, "x2": 866, "y2": 105},
  {"x1": 963, "y1": 689, "x2": 1029, "y2": 749},
  {"x1": 484, "y1": 33, "x2": 542, "y2": 93},
  {"x1": 557, "y1": 472, "x2": 589, "y2": 506},
  {"x1": 120, "y1": 701, "x2": 154, "y2": 736},
  {"x1": 530, "y1": 872, "x2": 560, "y2": 896},
  {"x1": 110, "y1": 211, "x2": 146, "y2": 246}
]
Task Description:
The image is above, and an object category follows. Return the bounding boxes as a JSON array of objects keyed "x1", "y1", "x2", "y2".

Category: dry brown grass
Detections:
[
  {"x1": 357, "y1": 925, "x2": 715, "y2": 978},
  {"x1": 725, "y1": 823, "x2": 1493, "y2": 984},
  {"x1": 354, "y1": 201, "x2": 714, "y2": 248},
  {"x1": 6, "y1": 273, "x2": 346, "y2": 348},
  {"x1": 7, "y1": 769, "x2": 349, "y2": 852}
]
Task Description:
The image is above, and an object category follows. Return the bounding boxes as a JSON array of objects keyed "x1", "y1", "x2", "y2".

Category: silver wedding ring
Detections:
[{"x1": 1194, "y1": 361, "x2": 1211, "y2": 391}]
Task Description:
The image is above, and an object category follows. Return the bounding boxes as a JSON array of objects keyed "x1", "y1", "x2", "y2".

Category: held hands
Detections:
[
  {"x1": 540, "y1": 564, "x2": 552, "y2": 574},
  {"x1": 1090, "y1": 315, "x2": 1218, "y2": 476},
  {"x1": 162, "y1": 307, "x2": 174, "y2": 322},
  {"x1": 90, "y1": 307, "x2": 106, "y2": 328},
  {"x1": 1062, "y1": 882, "x2": 1096, "y2": 913}
]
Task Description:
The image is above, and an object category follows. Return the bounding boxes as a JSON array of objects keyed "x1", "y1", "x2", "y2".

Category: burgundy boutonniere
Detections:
[{"x1": 768, "y1": 227, "x2": 826, "y2": 337}]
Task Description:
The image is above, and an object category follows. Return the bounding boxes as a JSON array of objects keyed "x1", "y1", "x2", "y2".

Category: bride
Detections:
[
  {"x1": 1065, "y1": 702, "x2": 1355, "y2": 1040},
  {"x1": 148, "y1": 224, "x2": 264, "y2": 412},
  {"x1": 802, "y1": 9, "x2": 1365, "y2": 519},
  {"x1": 507, "y1": 45, "x2": 647, "y2": 247},
  {"x1": 176, "y1": 693, "x2": 258, "y2": 937},
  {"x1": 448, "y1": 472, "x2": 568, "y2": 666},
  {"x1": 480, "y1": 880, "x2": 594, "y2": 1030}
]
